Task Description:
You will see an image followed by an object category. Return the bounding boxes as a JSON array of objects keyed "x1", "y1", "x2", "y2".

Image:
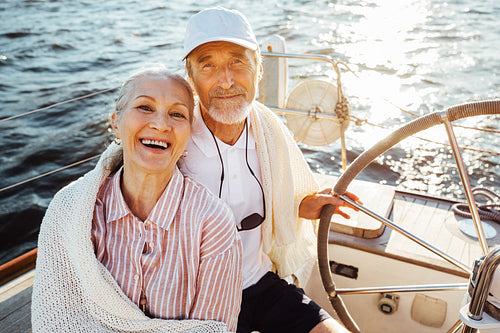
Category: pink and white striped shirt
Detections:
[{"x1": 91, "y1": 166, "x2": 242, "y2": 331}]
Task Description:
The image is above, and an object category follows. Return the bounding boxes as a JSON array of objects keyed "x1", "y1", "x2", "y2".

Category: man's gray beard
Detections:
[{"x1": 207, "y1": 100, "x2": 251, "y2": 125}]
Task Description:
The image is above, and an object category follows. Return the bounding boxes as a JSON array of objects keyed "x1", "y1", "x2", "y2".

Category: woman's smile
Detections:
[
  {"x1": 112, "y1": 75, "x2": 192, "y2": 176},
  {"x1": 140, "y1": 138, "x2": 170, "y2": 150}
]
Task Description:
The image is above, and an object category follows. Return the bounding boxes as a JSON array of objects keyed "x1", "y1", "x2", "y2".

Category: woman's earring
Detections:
[
  {"x1": 113, "y1": 138, "x2": 122, "y2": 145},
  {"x1": 180, "y1": 151, "x2": 188, "y2": 158}
]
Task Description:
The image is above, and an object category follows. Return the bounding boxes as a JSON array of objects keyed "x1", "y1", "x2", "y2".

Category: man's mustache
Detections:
[{"x1": 209, "y1": 86, "x2": 247, "y2": 98}]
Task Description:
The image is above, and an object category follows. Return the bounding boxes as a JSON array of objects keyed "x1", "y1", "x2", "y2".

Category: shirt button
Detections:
[{"x1": 134, "y1": 274, "x2": 139, "y2": 281}]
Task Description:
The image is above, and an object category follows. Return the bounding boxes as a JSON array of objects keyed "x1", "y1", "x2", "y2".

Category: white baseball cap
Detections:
[{"x1": 182, "y1": 7, "x2": 258, "y2": 60}]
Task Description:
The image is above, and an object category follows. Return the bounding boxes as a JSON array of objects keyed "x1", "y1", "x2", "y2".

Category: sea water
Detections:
[{"x1": 0, "y1": 0, "x2": 499, "y2": 264}]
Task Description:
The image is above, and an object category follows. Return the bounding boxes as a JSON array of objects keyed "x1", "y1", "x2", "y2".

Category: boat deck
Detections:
[
  {"x1": 318, "y1": 174, "x2": 500, "y2": 278},
  {"x1": 2, "y1": 175, "x2": 499, "y2": 332},
  {"x1": 0, "y1": 269, "x2": 33, "y2": 333}
]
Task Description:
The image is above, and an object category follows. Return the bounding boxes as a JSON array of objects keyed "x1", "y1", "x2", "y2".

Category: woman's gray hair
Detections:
[{"x1": 115, "y1": 64, "x2": 195, "y2": 124}]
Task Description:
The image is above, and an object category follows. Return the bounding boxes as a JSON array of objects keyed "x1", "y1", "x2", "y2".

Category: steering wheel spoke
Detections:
[{"x1": 318, "y1": 100, "x2": 500, "y2": 332}]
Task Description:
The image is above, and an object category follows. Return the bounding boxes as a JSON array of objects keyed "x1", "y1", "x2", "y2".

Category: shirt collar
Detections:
[
  {"x1": 190, "y1": 102, "x2": 256, "y2": 158},
  {"x1": 147, "y1": 166, "x2": 184, "y2": 230},
  {"x1": 105, "y1": 166, "x2": 184, "y2": 231},
  {"x1": 105, "y1": 166, "x2": 132, "y2": 223}
]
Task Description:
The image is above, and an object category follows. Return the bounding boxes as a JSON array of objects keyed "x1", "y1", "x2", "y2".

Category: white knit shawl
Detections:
[
  {"x1": 250, "y1": 101, "x2": 320, "y2": 285},
  {"x1": 31, "y1": 143, "x2": 229, "y2": 332}
]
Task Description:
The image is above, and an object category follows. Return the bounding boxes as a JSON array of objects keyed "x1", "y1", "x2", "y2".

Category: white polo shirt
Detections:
[{"x1": 178, "y1": 105, "x2": 272, "y2": 289}]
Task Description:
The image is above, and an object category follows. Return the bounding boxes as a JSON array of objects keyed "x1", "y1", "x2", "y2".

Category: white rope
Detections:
[
  {"x1": 0, "y1": 154, "x2": 100, "y2": 193},
  {"x1": 0, "y1": 87, "x2": 118, "y2": 123}
]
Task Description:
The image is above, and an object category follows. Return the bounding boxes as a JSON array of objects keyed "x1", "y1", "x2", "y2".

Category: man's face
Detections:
[{"x1": 187, "y1": 41, "x2": 261, "y2": 125}]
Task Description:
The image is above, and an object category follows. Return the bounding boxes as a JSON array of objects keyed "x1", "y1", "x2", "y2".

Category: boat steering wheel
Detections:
[{"x1": 317, "y1": 100, "x2": 500, "y2": 332}]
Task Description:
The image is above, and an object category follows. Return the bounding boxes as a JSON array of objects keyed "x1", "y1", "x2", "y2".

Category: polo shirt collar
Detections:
[{"x1": 190, "y1": 103, "x2": 255, "y2": 158}]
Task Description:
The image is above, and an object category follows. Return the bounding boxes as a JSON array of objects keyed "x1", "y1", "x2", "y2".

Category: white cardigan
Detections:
[
  {"x1": 250, "y1": 101, "x2": 320, "y2": 284},
  {"x1": 31, "y1": 143, "x2": 229, "y2": 332}
]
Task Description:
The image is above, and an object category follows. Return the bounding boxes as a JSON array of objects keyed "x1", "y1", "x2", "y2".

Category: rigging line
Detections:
[
  {"x1": 370, "y1": 96, "x2": 499, "y2": 134},
  {"x1": 383, "y1": 99, "x2": 500, "y2": 133},
  {"x1": 0, "y1": 87, "x2": 119, "y2": 124},
  {"x1": 341, "y1": 66, "x2": 499, "y2": 134},
  {"x1": 381, "y1": 98, "x2": 421, "y2": 118},
  {"x1": 336, "y1": 65, "x2": 424, "y2": 118},
  {"x1": 356, "y1": 118, "x2": 500, "y2": 156},
  {"x1": 0, "y1": 66, "x2": 185, "y2": 124},
  {"x1": 378, "y1": 98, "x2": 499, "y2": 134},
  {"x1": 414, "y1": 136, "x2": 500, "y2": 156},
  {"x1": 453, "y1": 124, "x2": 500, "y2": 134},
  {"x1": 0, "y1": 154, "x2": 101, "y2": 193},
  {"x1": 381, "y1": 98, "x2": 499, "y2": 134},
  {"x1": 391, "y1": 102, "x2": 500, "y2": 134}
]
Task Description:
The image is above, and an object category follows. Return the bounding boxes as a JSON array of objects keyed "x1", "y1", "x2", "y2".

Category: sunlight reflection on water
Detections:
[
  {"x1": 300, "y1": 0, "x2": 500, "y2": 199},
  {"x1": 0, "y1": 0, "x2": 499, "y2": 264}
]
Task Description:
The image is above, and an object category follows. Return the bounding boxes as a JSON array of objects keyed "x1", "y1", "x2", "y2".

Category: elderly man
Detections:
[{"x1": 178, "y1": 7, "x2": 356, "y2": 333}]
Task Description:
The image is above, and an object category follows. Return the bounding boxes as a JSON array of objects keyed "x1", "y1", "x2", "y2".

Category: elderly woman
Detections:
[{"x1": 32, "y1": 66, "x2": 242, "y2": 332}]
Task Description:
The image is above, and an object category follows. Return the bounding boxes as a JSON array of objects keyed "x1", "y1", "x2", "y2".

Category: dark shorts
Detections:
[{"x1": 237, "y1": 271, "x2": 331, "y2": 333}]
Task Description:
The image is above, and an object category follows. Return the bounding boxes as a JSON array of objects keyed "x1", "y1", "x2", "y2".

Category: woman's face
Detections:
[{"x1": 112, "y1": 76, "x2": 191, "y2": 177}]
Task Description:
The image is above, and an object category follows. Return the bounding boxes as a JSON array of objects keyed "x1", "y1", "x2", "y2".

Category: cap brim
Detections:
[{"x1": 182, "y1": 37, "x2": 258, "y2": 60}]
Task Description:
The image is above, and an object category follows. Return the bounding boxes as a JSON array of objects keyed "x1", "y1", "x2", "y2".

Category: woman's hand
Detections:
[{"x1": 298, "y1": 188, "x2": 361, "y2": 220}]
